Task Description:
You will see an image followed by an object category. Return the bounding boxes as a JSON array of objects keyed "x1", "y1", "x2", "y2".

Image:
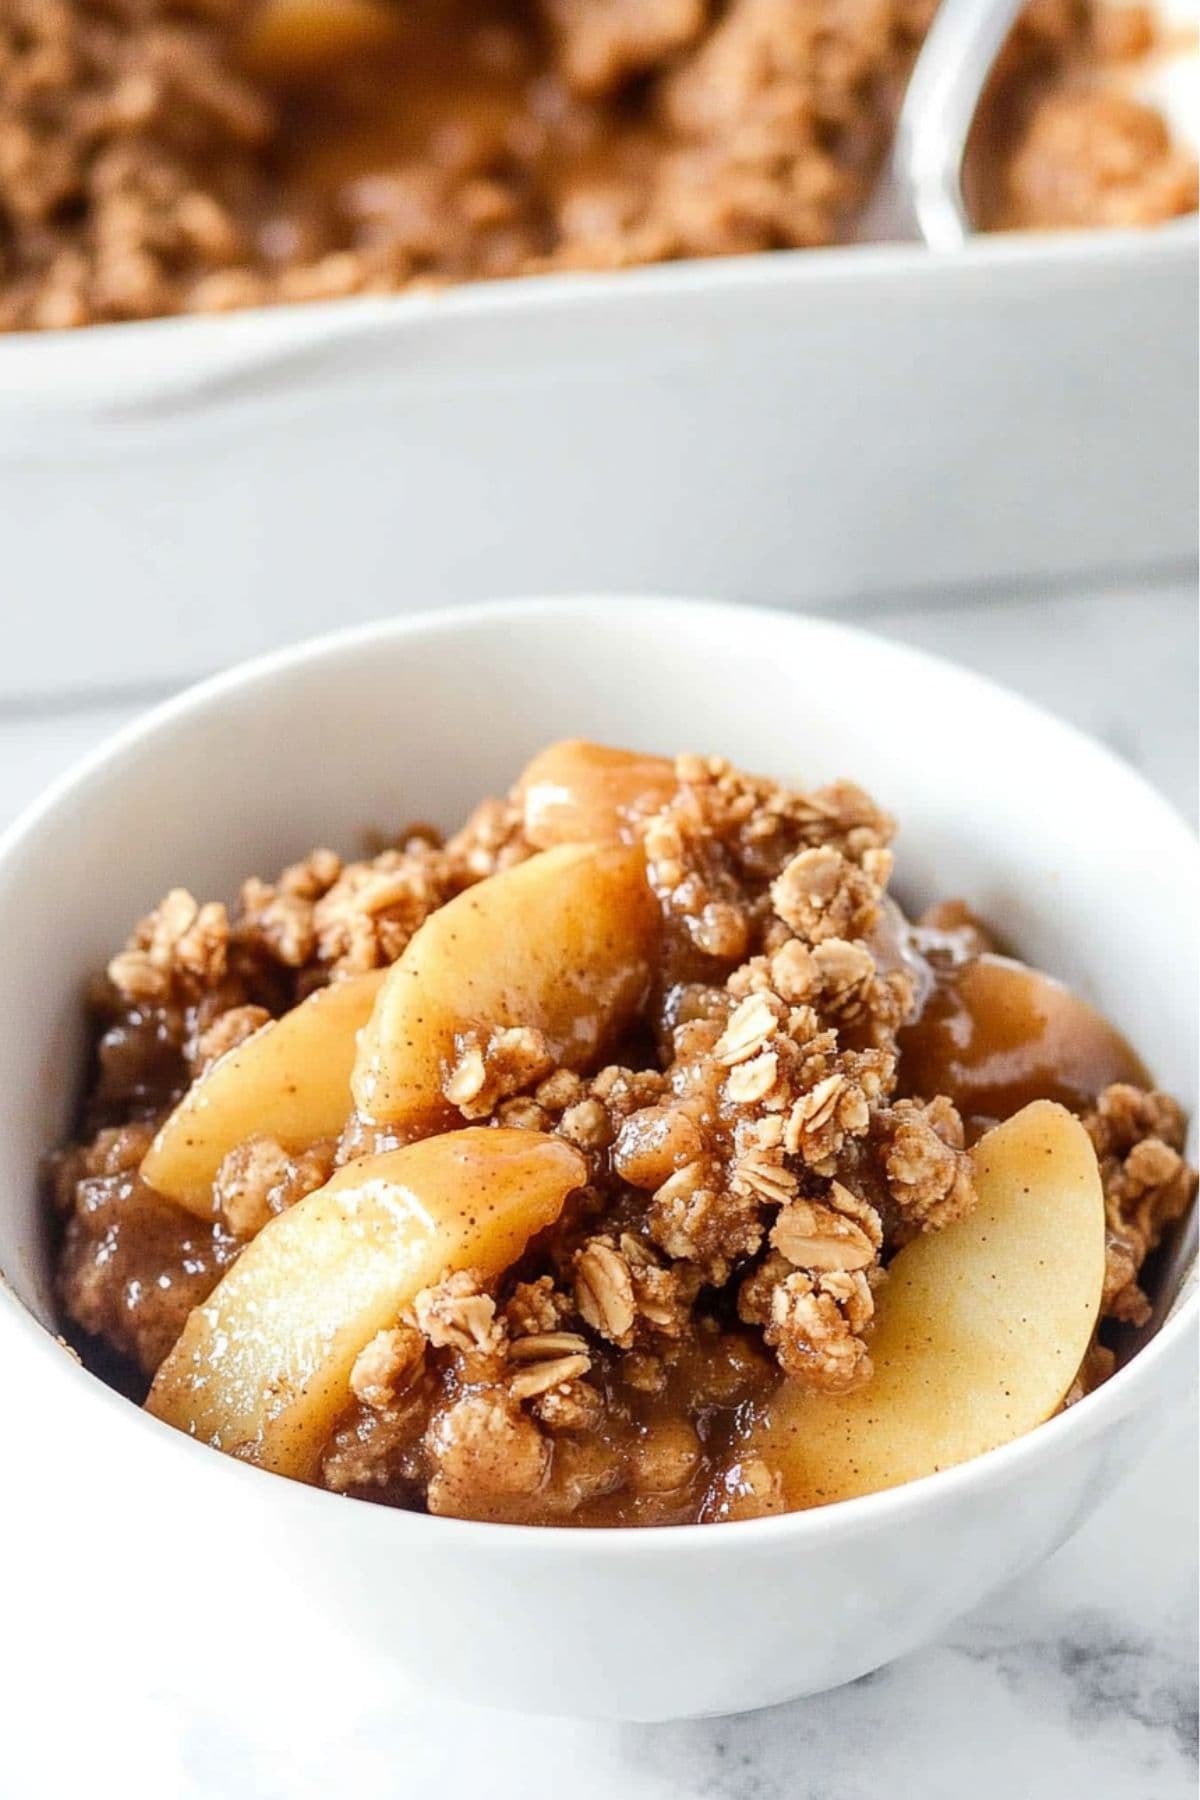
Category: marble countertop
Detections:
[{"x1": 2, "y1": 577, "x2": 1195, "y2": 1800}]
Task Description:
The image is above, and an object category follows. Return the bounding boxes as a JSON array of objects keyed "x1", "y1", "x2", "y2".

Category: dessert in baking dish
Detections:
[{"x1": 2, "y1": 1, "x2": 1195, "y2": 331}]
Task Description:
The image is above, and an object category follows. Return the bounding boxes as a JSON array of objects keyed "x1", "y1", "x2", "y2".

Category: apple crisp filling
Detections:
[
  {"x1": 49, "y1": 743, "x2": 1196, "y2": 1525},
  {"x1": 2, "y1": 0, "x2": 1195, "y2": 333}
]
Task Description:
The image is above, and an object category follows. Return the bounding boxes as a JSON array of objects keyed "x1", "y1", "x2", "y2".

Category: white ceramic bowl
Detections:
[{"x1": 0, "y1": 597, "x2": 1195, "y2": 1721}]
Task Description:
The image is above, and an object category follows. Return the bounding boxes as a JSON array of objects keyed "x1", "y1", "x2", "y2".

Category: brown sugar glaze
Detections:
[
  {"x1": 253, "y1": 0, "x2": 727, "y2": 283},
  {"x1": 898, "y1": 941, "x2": 1150, "y2": 1138}
]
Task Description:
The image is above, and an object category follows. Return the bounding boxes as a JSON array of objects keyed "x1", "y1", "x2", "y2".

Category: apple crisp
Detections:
[
  {"x1": 2, "y1": 0, "x2": 1195, "y2": 333},
  {"x1": 48, "y1": 741, "x2": 1196, "y2": 1524}
]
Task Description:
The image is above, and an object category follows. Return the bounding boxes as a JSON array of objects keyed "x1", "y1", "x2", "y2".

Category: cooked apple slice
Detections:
[
  {"x1": 516, "y1": 740, "x2": 678, "y2": 849},
  {"x1": 898, "y1": 953, "x2": 1148, "y2": 1121},
  {"x1": 241, "y1": 0, "x2": 402, "y2": 78},
  {"x1": 352, "y1": 842, "x2": 660, "y2": 1132},
  {"x1": 739, "y1": 1100, "x2": 1107, "y2": 1509},
  {"x1": 147, "y1": 1128, "x2": 586, "y2": 1481},
  {"x1": 142, "y1": 971, "x2": 384, "y2": 1218}
]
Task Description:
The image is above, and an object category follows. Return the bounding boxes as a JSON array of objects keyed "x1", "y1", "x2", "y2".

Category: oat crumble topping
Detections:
[{"x1": 49, "y1": 742, "x2": 1197, "y2": 1526}]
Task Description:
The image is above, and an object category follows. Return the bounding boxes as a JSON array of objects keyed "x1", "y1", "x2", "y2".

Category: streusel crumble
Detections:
[
  {"x1": 2, "y1": 1, "x2": 1195, "y2": 332},
  {"x1": 49, "y1": 740, "x2": 1196, "y2": 1523}
]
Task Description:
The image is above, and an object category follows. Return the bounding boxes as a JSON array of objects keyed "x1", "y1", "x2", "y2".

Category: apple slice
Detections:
[
  {"x1": 142, "y1": 971, "x2": 384, "y2": 1218},
  {"x1": 516, "y1": 740, "x2": 678, "y2": 849},
  {"x1": 146, "y1": 1128, "x2": 586, "y2": 1481},
  {"x1": 898, "y1": 953, "x2": 1148, "y2": 1121},
  {"x1": 352, "y1": 842, "x2": 660, "y2": 1132},
  {"x1": 738, "y1": 1100, "x2": 1107, "y2": 1509}
]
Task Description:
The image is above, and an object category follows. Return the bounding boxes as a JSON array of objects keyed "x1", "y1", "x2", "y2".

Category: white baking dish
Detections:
[{"x1": 2, "y1": 221, "x2": 1196, "y2": 703}]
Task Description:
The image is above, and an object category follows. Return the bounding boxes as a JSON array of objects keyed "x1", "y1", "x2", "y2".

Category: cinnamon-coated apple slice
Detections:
[
  {"x1": 142, "y1": 971, "x2": 384, "y2": 1217},
  {"x1": 146, "y1": 1129, "x2": 586, "y2": 1482},
  {"x1": 739, "y1": 1100, "x2": 1107, "y2": 1508},
  {"x1": 516, "y1": 741, "x2": 677, "y2": 849},
  {"x1": 898, "y1": 953, "x2": 1148, "y2": 1120},
  {"x1": 352, "y1": 842, "x2": 660, "y2": 1133}
]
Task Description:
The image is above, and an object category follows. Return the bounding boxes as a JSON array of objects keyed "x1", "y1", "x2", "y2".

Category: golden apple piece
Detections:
[
  {"x1": 515, "y1": 740, "x2": 678, "y2": 849},
  {"x1": 741, "y1": 1100, "x2": 1107, "y2": 1509},
  {"x1": 899, "y1": 953, "x2": 1148, "y2": 1120},
  {"x1": 240, "y1": 0, "x2": 402, "y2": 78},
  {"x1": 352, "y1": 842, "x2": 660, "y2": 1132},
  {"x1": 146, "y1": 1128, "x2": 587, "y2": 1482},
  {"x1": 141, "y1": 971, "x2": 384, "y2": 1218}
]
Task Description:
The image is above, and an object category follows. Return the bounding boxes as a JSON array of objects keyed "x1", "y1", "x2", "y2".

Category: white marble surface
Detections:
[{"x1": 1, "y1": 578, "x2": 1195, "y2": 1799}]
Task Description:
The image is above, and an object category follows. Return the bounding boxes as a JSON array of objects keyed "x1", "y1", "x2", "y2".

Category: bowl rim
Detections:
[{"x1": 1, "y1": 593, "x2": 1195, "y2": 1555}]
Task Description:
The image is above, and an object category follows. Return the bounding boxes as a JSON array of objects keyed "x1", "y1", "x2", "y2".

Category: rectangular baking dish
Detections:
[{"x1": 1, "y1": 219, "x2": 1195, "y2": 702}]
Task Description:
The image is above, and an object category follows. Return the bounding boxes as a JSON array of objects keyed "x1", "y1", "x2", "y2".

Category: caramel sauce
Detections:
[
  {"x1": 265, "y1": 9, "x2": 532, "y2": 202},
  {"x1": 897, "y1": 952, "x2": 1149, "y2": 1134},
  {"x1": 416, "y1": 1322, "x2": 780, "y2": 1529},
  {"x1": 245, "y1": 1, "x2": 664, "y2": 270}
]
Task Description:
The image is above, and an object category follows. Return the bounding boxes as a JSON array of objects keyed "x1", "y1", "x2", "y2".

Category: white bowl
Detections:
[{"x1": 0, "y1": 596, "x2": 1194, "y2": 1721}]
